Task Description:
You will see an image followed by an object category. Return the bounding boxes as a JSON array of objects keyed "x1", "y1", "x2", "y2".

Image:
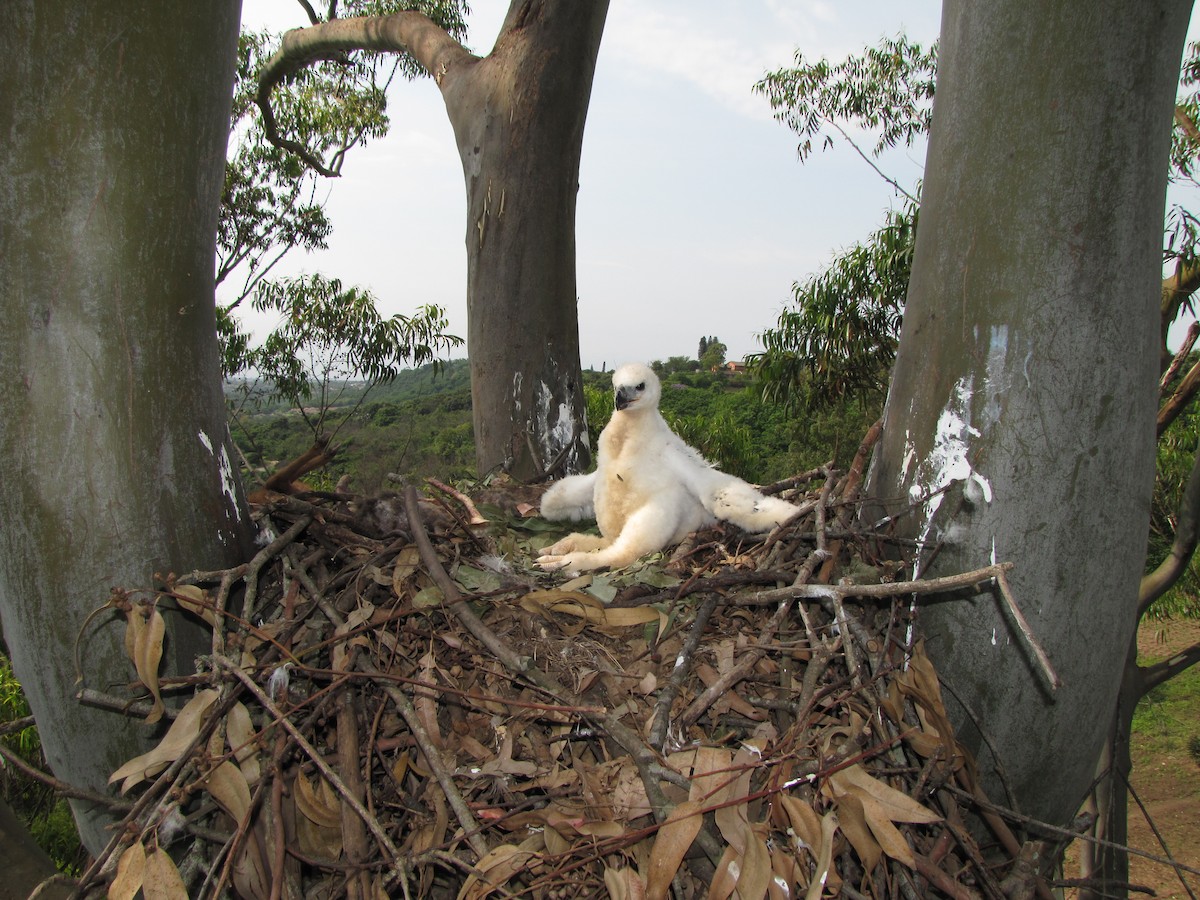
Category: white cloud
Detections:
[{"x1": 604, "y1": 1, "x2": 803, "y2": 120}]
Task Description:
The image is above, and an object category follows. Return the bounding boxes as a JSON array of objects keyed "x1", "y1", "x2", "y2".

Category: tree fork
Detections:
[{"x1": 256, "y1": 1, "x2": 609, "y2": 480}]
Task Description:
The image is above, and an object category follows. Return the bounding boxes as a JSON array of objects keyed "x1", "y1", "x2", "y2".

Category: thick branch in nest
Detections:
[{"x1": 76, "y1": 454, "x2": 1131, "y2": 898}]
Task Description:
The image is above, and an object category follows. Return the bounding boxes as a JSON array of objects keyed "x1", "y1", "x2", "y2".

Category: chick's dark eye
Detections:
[{"x1": 636, "y1": 382, "x2": 645, "y2": 391}]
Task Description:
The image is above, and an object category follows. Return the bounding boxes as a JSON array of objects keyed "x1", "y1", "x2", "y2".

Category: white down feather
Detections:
[{"x1": 537, "y1": 362, "x2": 800, "y2": 576}]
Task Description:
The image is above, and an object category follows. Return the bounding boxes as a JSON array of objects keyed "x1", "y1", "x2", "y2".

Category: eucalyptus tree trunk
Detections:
[
  {"x1": 257, "y1": 0, "x2": 607, "y2": 481},
  {"x1": 444, "y1": 1, "x2": 606, "y2": 481},
  {"x1": 864, "y1": 0, "x2": 1191, "y2": 848},
  {"x1": 0, "y1": 1, "x2": 252, "y2": 854}
]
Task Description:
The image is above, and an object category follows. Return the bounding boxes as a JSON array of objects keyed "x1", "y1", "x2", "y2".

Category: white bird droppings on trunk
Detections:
[{"x1": 198, "y1": 430, "x2": 242, "y2": 523}]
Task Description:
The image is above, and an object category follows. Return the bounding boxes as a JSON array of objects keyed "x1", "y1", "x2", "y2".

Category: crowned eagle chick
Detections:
[{"x1": 537, "y1": 362, "x2": 800, "y2": 575}]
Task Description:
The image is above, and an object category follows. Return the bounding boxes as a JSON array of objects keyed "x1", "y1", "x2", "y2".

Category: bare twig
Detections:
[
  {"x1": 214, "y1": 656, "x2": 407, "y2": 879},
  {"x1": 426, "y1": 477, "x2": 488, "y2": 526},
  {"x1": 648, "y1": 592, "x2": 720, "y2": 750},
  {"x1": 1159, "y1": 319, "x2": 1200, "y2": 393}
]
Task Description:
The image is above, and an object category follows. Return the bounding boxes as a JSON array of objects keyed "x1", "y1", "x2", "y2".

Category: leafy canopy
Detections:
[
  {"x1": 219, "y1": 1, "x2": 469, "y2": 441},
  {"x1": 750, "y1": 36, "x2": 1200, "y2": 409}
]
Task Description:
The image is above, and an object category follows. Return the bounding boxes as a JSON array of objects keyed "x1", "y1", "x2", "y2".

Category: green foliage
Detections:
[
  {"x1": 1147, "y1": 381, "x2": 1200, "y2": 618},
  {"x1": 1167, "y1": 42, "x2": 1200, "y2": 282},
  {"x1": 0, "y1": 655, "x2": 83, "y2": 874},
  {"x1": 755, "y1": 30, "x2": 1200, "y2": 624},
  {"x1": 698, "y1": 336, "x2": 728, "y2": 372},
  {"x1": 219, "y1": 4, "x2": 469, "y2": 452},
  {"x1": 219, "y1": 28, "x2": 366, "y2": 309},
  {"x1": 225, "y1": 275, "x2": 462, "y2": 465},
  {"x1": 583, "y1": 382, "x2": 613, "y2": 450},
  {"x1": 231, "y1": 360, "x2": 477, "y2": 492},
  {"x1": 754, "y1": 34, "x2": 937, "y2": 167},
  {"x1": 230, "y1": 360, "x2": 878, "y2": 491},
  {"x1": 750, "y1": 36, "x2": 933, "y2": 412},
  {"x1": 1131, "y1": 644, "x2": 1200, "y2": 755},
  {"x1": 651, "y1": 356, "x2": 701, "y2": 377},
  {"x1": 1171, "y1": 41, "x2": 1200, "y2": 186},
  {"x1": 753, "y1": 34, "x2": 1200, "y2": 416},
  {"x1": 751, "y1": 199, "x2": 915, "y2": 410},
  {"x1": 251, "y1": 276, "x2": 459, "y2": 402}
]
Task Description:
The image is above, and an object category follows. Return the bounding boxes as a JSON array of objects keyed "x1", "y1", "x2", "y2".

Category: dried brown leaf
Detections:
[
  {"x1": 736, "y1": 821, "x2": 773, "y2": 900},
  {"x1": 293, "y1": 778, "x2": 344, "y2": 859},
  {"x1": 173, "y1": 584, "x2": 218, "y2": 629},
  {"x1": 519, "y1": 589, "x2": 660, "y2": 627},
  {"x1": 826, "y1": 764, "x2": 940, "y2": 870},
  {"x1": 604, "y1": 865, "x2": 647, "y2": 900},
  {"x1": 457, "y1": 843, "x2": 537, "y2": 900},
  {"x1": 708, "y1": 845, "x2": 741, "y2": 900},
  {"x1": 226, "y1": 701, "x2": 261, "y2": 786},
  {"x1": 805, "y1": 811, "x2": 839, "y2": 900},
  {"x1": 688, "y1": 746, "x2": 733, "y2": 807},
  {"x1": 712, "y1": 744, "x2": 758, "y2": 854},
  {"x1": 142, "y1": 846, "x2": 188, "y2": 900},
  {"x1": 830, "y1": 764, "x2": 941, "y2": 825},
  {"x1": 415, "y1": 650, "x2": 444, "y2": 749},
  {"x1": 332, "y1": 602, "x2": 374, "y2": 671},
  {"x1": 109, "y1": 689, "x2": 219, "y2": 793},
  {"x1": 695, "y1": 662, "x2": 766, "y2": 720},
  {"x1": 130, "y1": 606, "x2": 166, "y2": 724},
  {"x1": 205, "y1": 760, "x2": 252, "y2": 824},
  {"x1": 779, "y1": 792, "x2": 823, "y2": 860},
  {"x1": 770, "y1": 848, "x2": 807, "y2": 899},
  {"x1": 392, "y1": 545, "x2": 422, "y2": 595},
  {"x1": 295, "y1": 773, "x2": 342, "y2": 829},
  {"x1": 107, "y1": 841, "x2": 146, "y2": 900},
  {"x1": 828, "y1": 788, "x2": 881, "y2": 874},
  {"x1": 644, "y1": 801, "x2": 703, "y2": 900}
]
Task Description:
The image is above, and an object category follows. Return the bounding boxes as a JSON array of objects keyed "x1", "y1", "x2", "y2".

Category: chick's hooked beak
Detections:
[{"x1": 614, "y1": 380, "x2": 646, "y2": 411}]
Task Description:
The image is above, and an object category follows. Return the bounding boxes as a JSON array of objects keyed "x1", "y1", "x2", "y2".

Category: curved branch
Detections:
[
  {"x1": 255, "y1": 13, "x2": 477, "y2": 175},
  {"x1": 1161, "y1": 256, "x2": 1200, "y2": 366},
  {"x1": 1160, "y1": 320, "x2": 1200, "y2": 392},
  {"x1": 1157, "y1": 354, "x2": 1200, "y2": 436},
  {"x1": 1139, "y1": 436, "x2": 1200, "y2": 614},
  {"x1": 1141, "y1": 640, "x2": 1200, "y2": 693}
]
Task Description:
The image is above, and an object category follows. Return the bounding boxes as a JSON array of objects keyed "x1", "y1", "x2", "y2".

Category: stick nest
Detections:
[{"x1": 76, "y1": 456, "x2": 1062, "y2": 900}]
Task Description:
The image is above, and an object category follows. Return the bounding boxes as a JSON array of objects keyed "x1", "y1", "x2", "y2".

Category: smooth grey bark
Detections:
[
  {"x1": 864, "y1": 0, "x2": 1191, "y2": 835},
  {"x1": 443, "y1": 0, "x2": 607, "y2": 480},
  {"x1": 0, "y1": 1, "x2": 252, "y2": 854}
]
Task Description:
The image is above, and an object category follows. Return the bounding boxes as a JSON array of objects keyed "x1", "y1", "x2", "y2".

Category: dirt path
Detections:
[{"x1": 1126, "y1": 620, "x2": 1200, "y2": 899}]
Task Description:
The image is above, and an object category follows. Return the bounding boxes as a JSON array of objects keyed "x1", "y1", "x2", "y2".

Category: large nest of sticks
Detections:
[{"x1": 74, "y1": 436, "x2": 1059, "y2": 900}]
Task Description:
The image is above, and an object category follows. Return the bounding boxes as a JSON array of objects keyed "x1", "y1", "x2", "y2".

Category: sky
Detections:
[
  {"x1": 233, "y1": 1, "x2": 1200, "y2": 371},
  {"x1": 231, "y1": 0, "x2": 943, "y2": 371}
]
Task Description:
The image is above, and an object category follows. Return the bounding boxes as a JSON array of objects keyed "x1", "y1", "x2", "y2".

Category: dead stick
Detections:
[
  {"x1": 282, "y1": 570, "x2": 491, "y2": 864},
  {"x1": 648, "y1": 592, "x2": 719, "y2": 751},
  {"x1": 214, "y1": 656, "x2": 406, "y2": 877},
  {"x1": 746, "y1": 561, "x2": 1060, "y2": 691},
  {"x1": 404, "y1": 486, "x2": 532, "y2": 676},
  {"x1": 404, "y1": 485, "x2": 723, "y2": 867},
  {"x1": 942, "y1": 783, "x2": 1200, "y2": 879},
  {"x1": 911, "y1": 851, "x2": 982, "y2": 900},
  {"x1": 359, "y1": 663, "x2": 491, "y2": 860},
  {"x1": 993, "y1": 567, "x2": 1062, "y2": 691},
  {"x1": 337, "y1": 690, "x2": 371, "y2": 899},
  {"x1": 243, "y1": 515, "x2": 312, "y2": 624},
  {"x1": 678, "y1": 598, "x2": 795, "y2": 729},
  {"x1": 425, "y1": 477, "x2": 488, "y2": 526}
]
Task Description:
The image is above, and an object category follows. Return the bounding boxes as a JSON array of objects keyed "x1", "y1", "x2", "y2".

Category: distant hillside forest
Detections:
[{"x1": 227, "y1": 358, "x2": 882, "y2": 494}]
